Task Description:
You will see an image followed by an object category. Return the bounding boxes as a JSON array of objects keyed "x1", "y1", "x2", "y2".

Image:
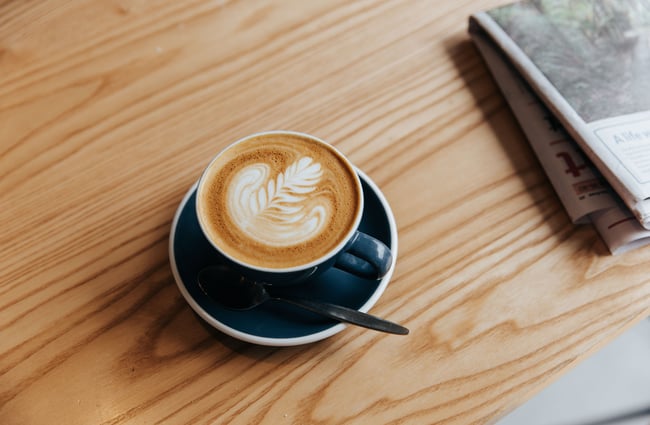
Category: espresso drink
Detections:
[{"x1": 197, "y1": 133, "x2": 362, "y2": 269}]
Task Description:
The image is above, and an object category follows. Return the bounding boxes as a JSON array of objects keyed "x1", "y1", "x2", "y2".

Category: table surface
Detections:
[{"x1": 2, "y1": 1, "x2": 650, "y2": 424}]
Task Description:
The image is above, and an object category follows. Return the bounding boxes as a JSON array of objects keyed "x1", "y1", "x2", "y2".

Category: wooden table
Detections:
[{"x1": 2, "y1": 1, "x2": 650, "y2": 424}]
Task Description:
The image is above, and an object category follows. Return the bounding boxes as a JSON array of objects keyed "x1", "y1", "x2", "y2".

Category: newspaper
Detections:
[
  {"x1": 470, "y1": 25, "x2": 650, "y2": 255},
  {"x1": 469, "y1": 1, "x2": 650, "y2": 229}
]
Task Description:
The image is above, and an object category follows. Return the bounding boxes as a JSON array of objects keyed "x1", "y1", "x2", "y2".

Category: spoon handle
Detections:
[{"x1": 274, "y1": 296, "x2": 409, "y2": 335}]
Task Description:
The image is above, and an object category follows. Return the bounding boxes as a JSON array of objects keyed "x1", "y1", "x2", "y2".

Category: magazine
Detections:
[
  {"x1": 469, "y1": 0, "x2": 650, "y2": 229},
  {"x1": 470, "y1": 11, "x2": 650, "y2": 254}
]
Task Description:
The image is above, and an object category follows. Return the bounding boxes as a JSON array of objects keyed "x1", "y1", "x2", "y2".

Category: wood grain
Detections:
[{"x1": 2, "y1": 1, "x2": 650, "y2": 424}]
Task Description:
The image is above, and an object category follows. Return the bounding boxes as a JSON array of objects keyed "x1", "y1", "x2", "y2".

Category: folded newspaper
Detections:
[
  {"x1": 469, "y1": 0, "x2": 650, "y2": 254},
  {"x1": 469, "y1": 0, "x2": 650, "y2": 232}
]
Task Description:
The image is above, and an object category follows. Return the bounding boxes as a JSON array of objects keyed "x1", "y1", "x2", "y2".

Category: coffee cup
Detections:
[{"x1": 195, "y1": 131, "x2": 392, "y2": 285}]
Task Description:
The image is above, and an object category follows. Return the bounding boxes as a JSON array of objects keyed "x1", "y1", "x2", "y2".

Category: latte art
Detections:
[
  {"x1": 227, "y1": 157, "x2": 327, "y2": 246},
  {"x1": 196, "y1": 132, "x2": 362, "y2": 269}
]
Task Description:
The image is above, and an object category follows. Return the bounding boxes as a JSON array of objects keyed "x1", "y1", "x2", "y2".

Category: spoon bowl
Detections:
[{"x1": 198, "y1": 266, "x2": 268, "y2": 310}]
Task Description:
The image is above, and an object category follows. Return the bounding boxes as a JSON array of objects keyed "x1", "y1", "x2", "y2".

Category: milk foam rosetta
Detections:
[
  {"x1": 197, "y1": 133, "x2": 362, "y2": 269},
  {"x1": 227, "y1": 156, "x2": 327, "y2": 246}
]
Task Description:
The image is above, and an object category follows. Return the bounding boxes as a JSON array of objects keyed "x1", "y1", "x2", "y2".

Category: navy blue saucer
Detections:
[{"x1": 169, "y1": 169, "x2": 398, "y2": 346}]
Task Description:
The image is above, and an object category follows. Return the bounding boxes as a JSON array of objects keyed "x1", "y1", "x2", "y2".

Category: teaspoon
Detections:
[{"x1": 197, "y1": 266, "x2": 409, "y2": 335}]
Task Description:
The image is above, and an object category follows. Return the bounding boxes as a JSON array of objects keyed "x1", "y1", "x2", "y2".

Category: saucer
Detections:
[{"x1": 168, "y1": 169, "x2": 398, "y2": 346}]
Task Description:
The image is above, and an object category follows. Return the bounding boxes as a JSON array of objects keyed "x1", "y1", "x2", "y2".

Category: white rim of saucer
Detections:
[{"x1": 168, "y1": 168, "x2": 398, "y2": 346}]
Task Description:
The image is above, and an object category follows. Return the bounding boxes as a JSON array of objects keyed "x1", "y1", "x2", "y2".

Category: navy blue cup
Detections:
[{"x1": 195, "y1": 131, "x2": 393, "y2": 286}]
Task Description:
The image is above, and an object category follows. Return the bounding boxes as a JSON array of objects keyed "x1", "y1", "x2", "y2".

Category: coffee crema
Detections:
[{"x1": 197, "y1": 133, "x2": 362, "y2": 269}]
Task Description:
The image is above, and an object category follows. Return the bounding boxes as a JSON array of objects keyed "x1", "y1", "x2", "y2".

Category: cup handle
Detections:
[{"x1": 334, "y1": 231, "x2": 392, "y2": 280}]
